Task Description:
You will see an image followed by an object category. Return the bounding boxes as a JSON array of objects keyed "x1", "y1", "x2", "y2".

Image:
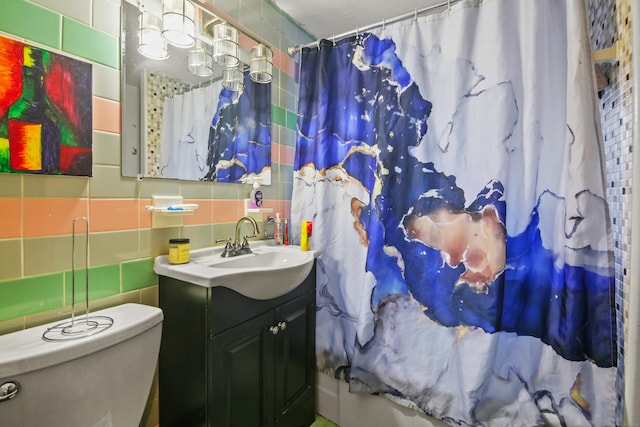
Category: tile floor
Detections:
[{"x1": 311, "y1": 415, "x2": 339, "y2": 427}]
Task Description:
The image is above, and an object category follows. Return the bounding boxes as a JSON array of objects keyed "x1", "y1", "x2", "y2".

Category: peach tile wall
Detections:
[
  {"x1": 90, "y1": 199, "x2": 141, "y2": 232},
  {"x1": 23, "y1": 198, "x2": 89, "y2": 237},
  {"x1": 92, "y1": 97, "x2": 121, "y2": 133},
  {"x1": 0, "y1": 198, "x2": 22, "y2": 239}
]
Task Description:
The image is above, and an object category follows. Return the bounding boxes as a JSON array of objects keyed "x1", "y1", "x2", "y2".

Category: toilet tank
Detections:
[{"x1": 0, "y1": 303, "x2": 163, "y2": 427}]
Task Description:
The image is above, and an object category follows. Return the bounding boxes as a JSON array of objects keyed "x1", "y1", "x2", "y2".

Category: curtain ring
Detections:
[
  {"x1": 382, "y1": 18, "x2": 386, "y2": 30},
  {"x1": 414, "y1": 8, "x2": 418, "y2": 21},
  {"x1": 332, "y1": 34, "x2": 336, "y2": 46},
  {"x1": 447, "y1": 0, "x2": 451, "y2": 13}
]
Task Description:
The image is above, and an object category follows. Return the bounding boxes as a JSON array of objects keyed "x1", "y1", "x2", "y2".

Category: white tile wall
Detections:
[
  {"x1": 92, "y1": 0, "x2": 121, "y2": 36},
  {"x1": 30, "y1": 0, "x2": 92, "y2": 25},
  {"x1": 92, "y1": 63, "x2": 121, "y2": 101}
]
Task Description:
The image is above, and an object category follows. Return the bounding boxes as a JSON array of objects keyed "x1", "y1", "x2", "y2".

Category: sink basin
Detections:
[
  {"x1": 203, "y1": 250, "x2": 301, "y2": 269},
  {"x1": 154, "y1": 242, "x2": 319, "y2": 300}
]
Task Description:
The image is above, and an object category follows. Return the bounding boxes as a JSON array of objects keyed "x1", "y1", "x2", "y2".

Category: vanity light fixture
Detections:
[
  {"x1": 249, "y1": 44, "x2": 273, "y2": 83},
  {"x1": 137, "y1": 10, "x2": 169, "y2": 60},
  {"x1": 222, "y1": 66, "x2": 244, "y2": 91},
  {"x1": 187, "y1": 39, "x2": 214, "y2": 76},
  {"x1": 134, "y1": 0, "x2": 272, "y2": 89},
  {"x1": 161, "y1": 0, "x2": 196, "y2": 48},
  {"x1": 212, "y1": 23, "x2": 240, "y2": 68}
]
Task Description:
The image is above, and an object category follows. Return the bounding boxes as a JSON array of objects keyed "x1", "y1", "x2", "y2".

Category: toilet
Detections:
[{"x1": 0, "y1": 303, "x2": 163, "y2": 427}]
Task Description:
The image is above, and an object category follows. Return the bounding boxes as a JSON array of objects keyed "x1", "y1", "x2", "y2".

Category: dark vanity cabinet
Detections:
[{"x1": 158, "y1": 264, "x2": 316, "y2": 427}]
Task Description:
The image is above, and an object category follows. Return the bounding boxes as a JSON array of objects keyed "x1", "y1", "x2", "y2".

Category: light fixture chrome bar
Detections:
[
  {"x1": 287, "y1": 0, "x2": 458, "y2": 55},
  {"x1": 193, "y1": 1, "x2": 272, "y2": 51}
]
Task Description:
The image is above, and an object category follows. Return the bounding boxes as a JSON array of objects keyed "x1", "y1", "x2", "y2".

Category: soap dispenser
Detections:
[
  {"x1": 274, "y1": 213, "x2": 282, "y2": 245},
  {"x1": 249, "y1": 179, "x2": 263, "y2": 208}
]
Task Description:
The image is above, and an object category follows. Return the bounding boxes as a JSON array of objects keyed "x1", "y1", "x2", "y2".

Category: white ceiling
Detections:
[{"x1": 273, "y1": 0, "x2": 447, "y2": 41}]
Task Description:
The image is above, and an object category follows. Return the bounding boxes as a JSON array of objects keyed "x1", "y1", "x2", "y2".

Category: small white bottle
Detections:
[
  {"x1": 274, "y1": 213, "x2": 282, "y2": 245},
  {"x1": 249, "y1": 179, "x2": 263, "y2": 208}
]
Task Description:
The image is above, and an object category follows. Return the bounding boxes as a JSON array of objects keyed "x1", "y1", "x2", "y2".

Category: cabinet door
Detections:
[
  {"x1": 210, "y1": 310, "x2": 275, "y2": 427},
  {"x1": 274, "y1": 292, "x2": 316, "y2": 427}
]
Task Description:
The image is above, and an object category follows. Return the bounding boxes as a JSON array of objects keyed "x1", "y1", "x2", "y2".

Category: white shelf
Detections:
[
  {"x1": 244, "y1": 199, "x2": 273, "y2": 213},
  {"x1": 244, "y1": 199, "x2": 273, "y2": 223},
  {"x1": 146, "y1": 196, "x2": 199, "y2": 228},
  {"x1": 146, "y1": 207, "x2": 198, "y2": 214},
  {"x1": 246, "y1": 208, "x2": 273, "y2": 213}
]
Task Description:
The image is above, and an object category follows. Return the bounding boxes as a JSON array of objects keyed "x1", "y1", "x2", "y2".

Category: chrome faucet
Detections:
[{"x1": 217, "y1": 216, "x2": 260, "y2": 257}]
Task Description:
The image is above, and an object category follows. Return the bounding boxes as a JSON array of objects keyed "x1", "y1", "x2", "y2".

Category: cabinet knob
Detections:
[
  {"x1": 278, "y1": 321, "x2": 287, "y2": 331},
  {"x1": 270, "y1": 325, "x2": 279, "y2": 335}
]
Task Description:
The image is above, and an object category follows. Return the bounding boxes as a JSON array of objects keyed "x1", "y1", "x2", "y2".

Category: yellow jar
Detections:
[{"x1": 168, "y1": 238, "x2": 190, "y2": 264}]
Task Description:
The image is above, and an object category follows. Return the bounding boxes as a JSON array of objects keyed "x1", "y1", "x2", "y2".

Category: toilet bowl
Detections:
[{"x1": 0, "y1": 303, "x2": 163, "y2": 427}]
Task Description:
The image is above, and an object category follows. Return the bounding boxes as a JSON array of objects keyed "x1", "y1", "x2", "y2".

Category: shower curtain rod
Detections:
[{"x1": 287, "y1": 0, "x2": 459, "y2": 55}]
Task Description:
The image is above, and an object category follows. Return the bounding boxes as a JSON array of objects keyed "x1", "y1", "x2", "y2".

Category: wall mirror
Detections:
[{"x1": 121, "y1": 0, "x2": 272, "y2": 184}]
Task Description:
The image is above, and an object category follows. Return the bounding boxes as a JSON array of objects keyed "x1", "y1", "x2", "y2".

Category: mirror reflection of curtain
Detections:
[
  {"x1": 160, "y1": 82, "x2": 221, "y2": 180},
  {"x1": 142, "y1": 69, "x2": 271, "y2": 183},
  {"x1": 204, "y1": 71, "x2": 272, "y2": 184}
]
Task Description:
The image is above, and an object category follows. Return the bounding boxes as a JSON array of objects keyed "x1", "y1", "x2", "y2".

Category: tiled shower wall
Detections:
[{"x1": 588, "y1": 0, "x2": 632, "y2": 423}]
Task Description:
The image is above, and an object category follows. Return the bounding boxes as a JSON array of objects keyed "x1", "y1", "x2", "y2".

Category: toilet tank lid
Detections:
[{"x1": 0, "y1": 303, "x2": 163, "y2": 379}]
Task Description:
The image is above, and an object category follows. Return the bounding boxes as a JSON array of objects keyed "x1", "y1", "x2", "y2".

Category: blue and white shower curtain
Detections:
[{"x1": 291, "y1": 0, "x2": 617, "y2": 425}]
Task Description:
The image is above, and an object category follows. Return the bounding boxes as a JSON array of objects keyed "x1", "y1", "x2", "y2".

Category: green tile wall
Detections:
[
  {"x1": 23, "y1": 236, "x2": 73, "y2": 277},
  {"x1": 0, "y1": 273, "x2": 64, "y2": 322},
  {"x1": 61, "y1": 17, "x2": 119, "y2": 69},
  {"x1": 286, "y1": 110, "x2": 298, "y2": 131},
  {"x1": 0, "y1": 0, "x2": 61, "y2": 49},
  {"x1": 90, "y1": 231, "x2": 146, "y2": 266},
  {"x1": 122, "y1": 258, "x2": 157, "y2": 292},
  {"x1": 272, "y1": 105, "x2": 287, "y2": 127},
  {"x1": 23, "y1": 174, "x2": 88, "y2": 198},
  {"x1": 0, "y1": 240, "x2": 22, "y2": 281},
  {"x1": 64, "y1": 264, "x2": 120, "y2": 305},
  {"x1": 271, "y1": 106, "x2": 298, "y2": 131},
  {"x1": 0, "y1": 258, "x2": 160, "y2": 323},
  {"x1": 0, "y1": 174, "x2": 21, "y2": 197},
  {"x1": 93, "y1": 131, "x2": 121, "y2": 166}
]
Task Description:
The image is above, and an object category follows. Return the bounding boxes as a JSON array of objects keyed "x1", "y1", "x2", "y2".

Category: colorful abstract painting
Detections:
[
  {"x1": 292, "y1": 0, "x2": 617, "y2": 425},
  {"x1": 0, "y1": 36, "x2": 92, "y2": 176}
]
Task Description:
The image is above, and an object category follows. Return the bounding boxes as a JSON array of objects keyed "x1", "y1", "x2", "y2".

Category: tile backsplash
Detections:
[
  {"x1": 0, "y1": 0, "x2": 309, "y2": 328},
  {"x1": 0, "y1": 0, "x2": 310, "y2": 425}
]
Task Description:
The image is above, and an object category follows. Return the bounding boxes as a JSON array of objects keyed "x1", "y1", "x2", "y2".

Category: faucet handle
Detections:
[
  {"x1": 238, "y1": 236, "x2": 253, "y2": 255},
  {"x1": 216, "y1": 238, "x2": 235, "y2": 258}
]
